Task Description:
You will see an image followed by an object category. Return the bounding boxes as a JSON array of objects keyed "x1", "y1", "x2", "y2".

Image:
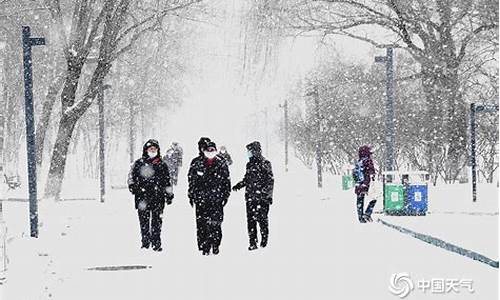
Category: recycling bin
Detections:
[
  {"x1": 405, "y1": 172, "x2": 429, "y2": 215},
  {"x1": 384, "y1": 183, "x2": 405, "y2": 213},
  {"x1": 342, "y1": 175, "x2": 354, "y2": 190},
  {"x1": 382, "y1": 171, "x2": 405, "y2": 215},
  {"x1": 382, "y1": 171, "x2": 429, "y2": 216}
]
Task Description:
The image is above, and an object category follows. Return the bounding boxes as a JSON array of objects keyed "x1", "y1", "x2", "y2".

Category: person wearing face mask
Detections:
[
  {"x1": 232, "y1": 141, "x2": 274, "y2": 251},
  {"x1": 128, "y1": 139, "x2": 174, "y2": 252},
  {"x1": 188, "y1": 137, "x2": 211, "y2": 252},
  {"x1": 188, "y1": 139, "x2": 231, "y2": 255}
]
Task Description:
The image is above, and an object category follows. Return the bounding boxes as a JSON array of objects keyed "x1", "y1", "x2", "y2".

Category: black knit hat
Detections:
[
  {"x1": 143, "y1": 139, "x2": 160, "y2": 158},
  {"x1": 205, "y1": 141, "x2": 217, "y2": 151},
  {"x1": 198, "y1": 137, "x2": 211, "y2": 153},
  {"x1": 246, "y1": 141, "x2": 262, "y2": 156}
]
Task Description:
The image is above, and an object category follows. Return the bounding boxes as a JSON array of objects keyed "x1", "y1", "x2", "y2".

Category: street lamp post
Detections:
[
  {"x1": 279, "y1": 100, "x2": 290, "y2": 172},
  {"x1": 22, "y1": 26, "x2": 45, "y2": 238},
  {"x1": 470, "y1": 103, "x2": 499, "y2": 202},
  {"x1": 306, "y1": 86, "x2": 322, "y2": 188},
  {"x1": 98, "y1": 84, "x2": 111, "y2": 203},
  {"x1": 375, "y1": 47, "x2": 396, "y2": 172},
  {"x1": 284, "y1": 98, "x2": 289, "y2": 172}
]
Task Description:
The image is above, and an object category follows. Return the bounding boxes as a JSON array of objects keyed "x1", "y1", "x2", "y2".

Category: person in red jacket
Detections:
[{"x1": 353, "y1": 145, "x2": 376, "y2": 223}]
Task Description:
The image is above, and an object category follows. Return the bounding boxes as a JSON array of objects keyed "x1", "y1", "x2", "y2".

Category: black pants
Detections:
[
  {"x1": 138, "y1": 206, "x2": 164, "y2": 248},
  {"x1": 356, "y1": 193, "x2": 367, "y2": 221},
  {"x1": 246, "y1": 201, "x2": 270, "y2": 246},
  {"x1": 195, "y1": 204, "x2": 204, "y2": 251},
  {"x1": 196, "y1": 202, "x2": 224, "y2": 252}
]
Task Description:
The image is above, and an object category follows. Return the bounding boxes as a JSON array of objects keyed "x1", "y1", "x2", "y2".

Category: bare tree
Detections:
[
  {"x1": 43, "y1": 0, "x2": 202, "y2": 199},
  {"x1": 256, "y1": 0, "x2": 498, "y2": 182}
]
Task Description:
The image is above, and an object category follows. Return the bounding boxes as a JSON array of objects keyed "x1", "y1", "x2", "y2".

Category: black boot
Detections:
[
  {"x1": 260, "y1": 236, "x2": 268, "y2": 248},
  {"x1": 212, "y1": 246, "x2": 220, "y2": 255},
  {"x1": 202, "y1": 245, "x2": 210, "y2": 255},
  {"x1": 248, "y1": 244, "x2": 258, "y2": 251}
]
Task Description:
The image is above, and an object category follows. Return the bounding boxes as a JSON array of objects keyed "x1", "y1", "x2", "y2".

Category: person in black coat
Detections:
[
  {"x1": 188, "y1": 140, "x2": 231, "y2": 255},
  {"x1": 188, "y1": 137, "x2": 211, "y2": 252},
  {"x1": 232, "y1": 141, "x2": 274, "y2": 251},
  {"x1": 128, "y1": 139, "x2": 174, "y2": 251}
]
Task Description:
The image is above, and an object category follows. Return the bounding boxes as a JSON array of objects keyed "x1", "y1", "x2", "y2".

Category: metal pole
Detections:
[
  {"x1": 98, "y1": 86, "x2": 105, "y2": 203},
  {"x1": 284, "y1": 99, "x2": 289, "y2": 172},
  {"x1": 264, "y1": 107, "x2": 269, "y2": 157},
  {"x1": 0, "y1": 202, "x2": 6, "y2": 277},
  {"x1": 128, "y1": 98, "x2": 135, "y2": 164},
  {"x1": 470, "y1": 103, "x2": 477, "y2": 202},
  {"x1": 313, "y1": 86, "x2": 323, "y2": 188},
  {"x1": 22, "y1": 26, "x2": 45, "y2": 238},
  {"x1": 375, "y1": 47, "x2": 396, "y2": 171},
  {"x1": 386, "y1": 48, "x2": 396, "y2": 171}
]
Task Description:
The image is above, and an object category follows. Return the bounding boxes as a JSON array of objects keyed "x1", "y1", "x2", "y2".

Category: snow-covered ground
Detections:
[{"x1": 0, "y1": 164, "x2": 498, "y2": 299}]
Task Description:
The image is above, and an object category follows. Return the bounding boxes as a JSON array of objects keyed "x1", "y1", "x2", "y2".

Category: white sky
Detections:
[{"x1": 161, "y1": 1, "x2": 378, "y2": 162}]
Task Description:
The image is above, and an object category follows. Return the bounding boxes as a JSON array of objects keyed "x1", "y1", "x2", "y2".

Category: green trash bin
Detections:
[
  {"x1": 342, "y1": 175, "x2": 354, "y2": 190},
  {"x1": 384, "y1": 184, "x2": 405, "y2": 213}
]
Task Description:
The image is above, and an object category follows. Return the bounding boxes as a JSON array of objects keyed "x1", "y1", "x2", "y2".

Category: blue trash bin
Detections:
[{"x1": 406, "y1": 184, "x2": 428, "y2": 215}]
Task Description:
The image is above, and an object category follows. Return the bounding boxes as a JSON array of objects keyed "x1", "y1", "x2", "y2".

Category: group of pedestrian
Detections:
[
  {"x1": 127, "y1": 137, "x2": 274, "y2": 255},
  {"x1": 127, "y1": 137, "x2": 377, "y2": 254}
]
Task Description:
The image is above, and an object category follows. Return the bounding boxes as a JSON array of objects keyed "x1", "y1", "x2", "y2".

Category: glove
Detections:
[
  {"x1": 232, "y1": 185, "x2": 241, "y2": 191},
  {"x1": 266, "y1": 197, "x2": 273, "y2": 205},
  {"x1": 189, "y1": 198, "x2": 194, "y2": 207},
  {"x1": 128, "y1": 184, "x2": 137, "y2": 195},
  {"x1": 222, "y1": 198, "x2": 228, "y2": 207},
  {"x1": 165, "y1": 193, "x2": 173, "y2": 205}
]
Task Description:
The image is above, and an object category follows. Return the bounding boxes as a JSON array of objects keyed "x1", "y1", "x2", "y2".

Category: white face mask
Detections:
[
  {"x1": 247, "y1": 150, "x2": 253, "y2": 159},
  {"x1": 148, "y1": 151, "x2": 157, "y2": 158},
  {"x1": 204, "y1": 151, "x2": 217, "y2": 159}
]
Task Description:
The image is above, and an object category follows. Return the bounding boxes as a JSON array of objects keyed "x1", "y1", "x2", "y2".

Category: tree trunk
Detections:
[
  {"x1": 35, "y1": 75, "x2": 64, "y2": 169},
  {"x1": 0, "y1": 37, "x2": 6, "y2": 174},
  {"x1": 421, "y1": 61, "x2": 467, "y2": 183},
  {"x1": 443, "y1": 68, "x2": 467, "y2": 182},
  {"x1": 44, "y1": 113, "x2": 79, "y2": 200},
  {"x1": 421, "y1": 64, "x2": 445, "y2": 183}
]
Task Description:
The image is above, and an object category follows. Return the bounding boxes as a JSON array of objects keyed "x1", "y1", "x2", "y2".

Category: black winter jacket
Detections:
[
  {"x1": 188, "y1": 155, "x2": 231, "y2": 205},
  {"x1": 234, "y1": 155, "x2": 274, "y2": 204},
  {"x1": 128, "y1": 140, "x2": 173, "y2": 210}
]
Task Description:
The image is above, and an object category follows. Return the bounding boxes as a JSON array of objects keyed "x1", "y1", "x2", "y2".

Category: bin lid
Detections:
[{"x1": 382, "y1": 170, "x2": 429, "y2": 176}]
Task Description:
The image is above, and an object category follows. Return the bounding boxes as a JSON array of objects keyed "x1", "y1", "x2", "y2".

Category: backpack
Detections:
[{"x1": 352, "y1": 158, "x2": 365, "y2": 184}]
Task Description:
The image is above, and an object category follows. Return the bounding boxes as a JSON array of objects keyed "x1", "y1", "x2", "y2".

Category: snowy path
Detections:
[{"x1": 1, "y1": 170, "x2": 498, "y2": 299}]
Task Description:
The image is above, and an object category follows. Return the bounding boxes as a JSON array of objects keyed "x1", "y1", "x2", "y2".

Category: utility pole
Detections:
[
  {"x1": 22, "y1": 26, "x2": 45, "y2": 238},
  {"x1": 98, "y1": 84, "x2": 111, "y2": 203},
  {"x1": 284, "y1": 98, "x2": 289, "y2": 172},
  {"x1": 470, "y1": 103, "x2": 499, "y2": 202},
  {"x1": 0, "y1": 202, "x2": 6, "y2": 281},
  {"x1": 375, "y1": 47, "x2": 396, "y2": 171},
  {"x1": 128, "y1": 98, "x2": 135, "y2": 164},
  {"x1": 264, "y1": 107, "x2": 269, "y2": 157},
  {"x1": 307, "y1": 86, "x2": 323, "y2": 188}
]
